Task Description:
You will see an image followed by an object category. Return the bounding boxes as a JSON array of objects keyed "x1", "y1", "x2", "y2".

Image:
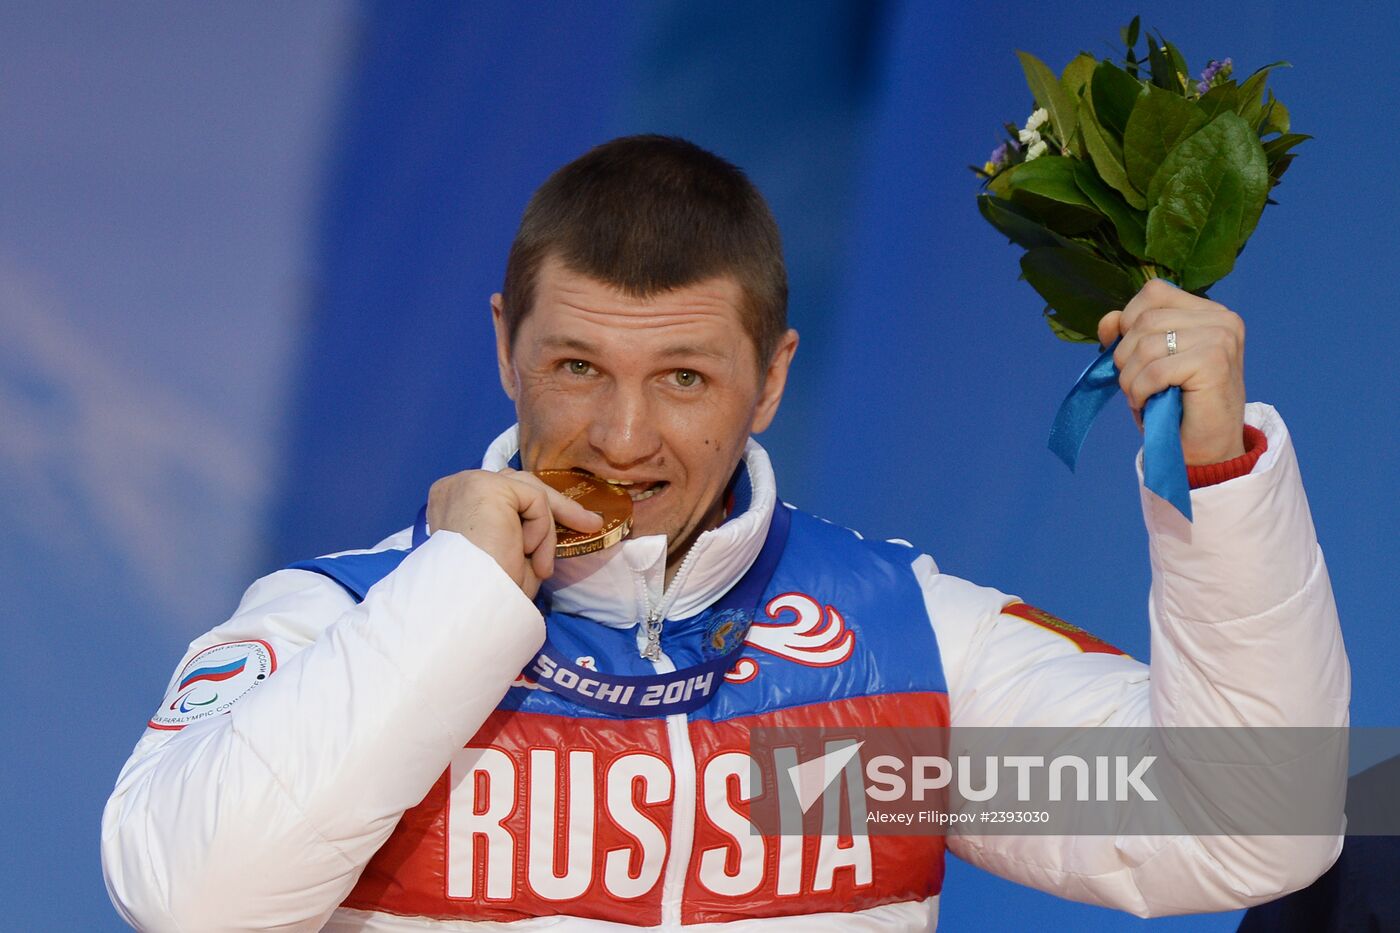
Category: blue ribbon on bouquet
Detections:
[{"x1": 1047, "y1": 338, "x2": 1192, "y2": 521}]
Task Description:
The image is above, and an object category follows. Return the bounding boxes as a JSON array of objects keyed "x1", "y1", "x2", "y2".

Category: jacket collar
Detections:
[{"x1": 481, "y1": 426, "x2": 778, "y2": 628}]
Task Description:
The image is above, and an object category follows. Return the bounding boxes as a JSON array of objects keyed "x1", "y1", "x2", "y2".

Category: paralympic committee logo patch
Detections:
[{"x1": 148, "y1": 640, "x2": 276, "y2": 730}]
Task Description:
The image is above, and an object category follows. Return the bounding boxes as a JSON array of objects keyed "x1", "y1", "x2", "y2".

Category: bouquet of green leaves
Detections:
[{"x1": 975, "y1": 17, "x2": 1306, "y2": 343}]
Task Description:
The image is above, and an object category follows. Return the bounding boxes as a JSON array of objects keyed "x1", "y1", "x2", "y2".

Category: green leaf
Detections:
[
  {"x1": 1003, "y1": 156, "x2": 1104, "y2": 233},
  {"x1": 1148, "y1": 167, "x2": 1248, "y2": 288},
  {"x1": 1163, "y1": 39, "x2": 1190, "y2": 89},
  {"x1": 1259, "y1": 93, "x2": 1290, "y2": 135},
  {"x1": 1091, "y1": 61, "x2": 1142, "y2": 140},
  {"x1": 1123, "y1": 15, "x2": 1141, "y2": 53},
  {"x1": 1073, "y1": 161, "x2": 1148, "y2": 260},
  {"x1": 1234, "y1": 61, "x2": 1288, "y2": 128},
  {"x1": 987, "y1": 165, "x2": 1015, "y2": 198},
  {"x1": 1123, "y1": 83, "x2": 1209, "y2": 199},
  {"x1": 1018, "y1": 51, "x2": 1076, "y2": 151},
  {"x1": 1006, "y1": 156, "x2": 1094, "y2": 206},
  {"x1": 1145, "y1": 34, "x2": 1181, "y2": 94},
  {"x1": 1269, "y1": 153, "x2": 1297, "y2": 187},
  {"x1": 1061, "y1": 52, "x2": 1098, "y2": 99},
  {"x1": 977, "y1": 194, "x2": 1083, "y2": 251},
  {"x1": 1262, "y1": 132, "x2": 1309, "y2": 162},
  {"x1": 1244, "y1": 60, "x2": 1290, "y2": 79},
  {"x1": 1144, "y1": 112, "x2": 1269, "y2": 290},
  {"x1": 1060, "y1": 53, "x2": 1098, "y2": 159},
  {"x1": 1020, "y1": 247, "x2": 1139, "y2": 340},
  {"x1": 1197, "y1": 83, "x2": 1238, "y2": 119},
  {"x1": 1045, "y1": 308, "x2": 1100, "y2": 344},
  {"x1": 1078, "y1": 96, "x2": 1146, "y2": 209}
]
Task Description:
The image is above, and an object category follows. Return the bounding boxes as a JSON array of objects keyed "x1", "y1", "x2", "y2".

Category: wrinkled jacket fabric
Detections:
[{"x1": 102, "y1": 402, "x2": 1349, "y2": 931}]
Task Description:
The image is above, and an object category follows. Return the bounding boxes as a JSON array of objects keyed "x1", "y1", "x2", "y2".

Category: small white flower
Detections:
[
  {"x1": 1026, "y1": 138, "x2": 1048, "y2": 161},
  {"x1": 1018, "y1": 127, "x2": 1041, "y2": 145},
  {"x1": 1025, "y1": 107, "x2": 1049, "y2": 131}
]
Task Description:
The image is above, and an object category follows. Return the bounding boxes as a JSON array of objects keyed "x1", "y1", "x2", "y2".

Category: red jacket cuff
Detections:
[{"x1": 1186, "y1": 424, "x2": 1268, "y2": 488}]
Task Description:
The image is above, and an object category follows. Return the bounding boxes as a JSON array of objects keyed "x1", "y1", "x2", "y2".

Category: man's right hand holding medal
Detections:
[{"x1": 427, "y1": 468, "x2": 604, "y2": 598}]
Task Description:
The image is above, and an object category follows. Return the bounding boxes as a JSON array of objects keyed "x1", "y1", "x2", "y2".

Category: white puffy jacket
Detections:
[{"x1": 102, "y1": 402, "x2": 1348, "y2": 930}]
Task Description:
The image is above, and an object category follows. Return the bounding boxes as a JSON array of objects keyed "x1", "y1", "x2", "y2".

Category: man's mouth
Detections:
[
  {"x1": 600, "y1": 478, "x2": 667, "y2": 503},
  {"x1": 573, "y1": 470, "x2": 668, "y2": 503}
]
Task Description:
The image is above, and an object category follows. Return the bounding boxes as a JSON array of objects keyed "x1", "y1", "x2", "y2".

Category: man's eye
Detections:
[
  {"x1": 673, "y1": 369, "x2": 701, "y2": 388},
  {"x1": 565, "y1": 360, "x2": 593, "y2": 376}
]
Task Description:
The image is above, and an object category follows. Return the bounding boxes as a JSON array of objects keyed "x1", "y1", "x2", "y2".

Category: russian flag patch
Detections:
[{"x1": 1001, "y1": 602, "x2": 1126, "y2": 656}]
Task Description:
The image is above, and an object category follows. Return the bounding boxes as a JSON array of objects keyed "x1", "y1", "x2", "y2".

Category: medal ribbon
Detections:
[
  {"x1": 1048, "y1": 338, "x2": 1191, "y2": 521},
  {"x1": 412, "y1": 501, "x2": 791, "y2": 718}
]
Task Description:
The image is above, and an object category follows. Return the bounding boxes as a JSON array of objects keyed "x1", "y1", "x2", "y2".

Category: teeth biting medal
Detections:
[{"x1": 534, "y1": 470, "x2": 634, "y2": 558}]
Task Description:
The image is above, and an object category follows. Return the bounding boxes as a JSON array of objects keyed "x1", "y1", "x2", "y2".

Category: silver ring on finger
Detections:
[{"x1": 1165, "y1": 330, "x2": 1178, "y2": 356}]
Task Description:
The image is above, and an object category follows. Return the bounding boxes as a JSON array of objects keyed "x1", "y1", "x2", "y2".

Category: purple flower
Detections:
[
  {"x1": 989, "y1": 142, "x2": 1009, "y2": 165},
  {"x1": 1196, "y1": 57, "x2": 1233, "y2": 94}
]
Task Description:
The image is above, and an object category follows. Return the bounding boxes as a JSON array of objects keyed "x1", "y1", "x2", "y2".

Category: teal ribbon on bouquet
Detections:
[{"x1": 1048, "y1": 339, "x2": 1192, "y2": 521}]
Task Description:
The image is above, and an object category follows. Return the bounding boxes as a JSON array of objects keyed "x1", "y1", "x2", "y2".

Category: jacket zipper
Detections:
[
  {"x1": 641, "y1": 543, "x2": 703, "y2": 660},
  {"x1": 638, "y1": 543, "x2": 706, "y2": 927}
]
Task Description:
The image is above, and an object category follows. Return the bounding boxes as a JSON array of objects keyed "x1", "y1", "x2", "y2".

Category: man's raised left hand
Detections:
[{"x1": 1097, "y1": 279, "x2": 1247, "y2": 466}]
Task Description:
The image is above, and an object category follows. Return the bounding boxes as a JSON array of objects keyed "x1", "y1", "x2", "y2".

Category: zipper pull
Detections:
[{"x1": 642, "y1": 611, "x2": 664, "y2": 661}]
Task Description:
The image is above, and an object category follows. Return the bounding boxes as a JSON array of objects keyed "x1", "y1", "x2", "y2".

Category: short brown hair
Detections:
[{"x1": 501, "y1": 135, "x2": 788, "y2": 365}]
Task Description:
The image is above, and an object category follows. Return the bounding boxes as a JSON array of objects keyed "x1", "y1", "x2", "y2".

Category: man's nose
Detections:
[{"x1": 588, "y1": 385, "x2": 661, "y2": 470}]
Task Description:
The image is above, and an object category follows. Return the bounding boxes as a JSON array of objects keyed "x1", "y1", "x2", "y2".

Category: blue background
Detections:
[{"x1": 2, "y1": 2, "x2": 1395, "y2": 929}]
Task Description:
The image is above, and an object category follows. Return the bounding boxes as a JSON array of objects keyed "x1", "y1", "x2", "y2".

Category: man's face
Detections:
[{"x1": 493, "y1": 255, "x2": 797, "y2": 562}]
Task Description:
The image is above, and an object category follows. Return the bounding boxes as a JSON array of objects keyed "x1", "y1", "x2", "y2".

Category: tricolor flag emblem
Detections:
[{"x1": 178, "y1": 656, "x2": 248, "y2": 691}]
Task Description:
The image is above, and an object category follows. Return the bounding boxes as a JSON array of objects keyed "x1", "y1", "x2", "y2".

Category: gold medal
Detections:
[{"x1": 534, "y1": 470, "x2": 633, "y2": 558}]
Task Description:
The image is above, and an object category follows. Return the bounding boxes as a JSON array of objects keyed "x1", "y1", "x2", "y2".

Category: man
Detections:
[{"x1": 102, "y1": 135, "x2": 1348, "y2": 931}]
